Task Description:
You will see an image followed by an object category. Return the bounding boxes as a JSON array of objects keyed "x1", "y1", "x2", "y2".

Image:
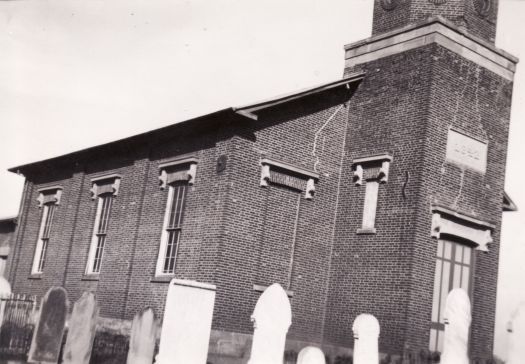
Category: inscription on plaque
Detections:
[{"x1": 446, "y1": 129, "x2": 487, "y2": 173}]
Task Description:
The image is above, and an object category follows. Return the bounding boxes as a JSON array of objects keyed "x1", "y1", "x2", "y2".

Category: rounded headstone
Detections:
[
  {"x1": 441, "y1": 288, "x2": 471, "y2": 364},
  {"x1": 252, "y1": 283, "x2": 292, "y2": 330},
  {"x1": 352, "y1": 314, "x2": 380, "y2": 364},
  {"x1": 297, "y1": 346, "x2": 326, "y2": 364},
  {"x1": 0, "y1": 277, "x2": 11, "y2": 297},
  {"x1": 352, "y1": 313, "x2": 380, "y2": 339}
]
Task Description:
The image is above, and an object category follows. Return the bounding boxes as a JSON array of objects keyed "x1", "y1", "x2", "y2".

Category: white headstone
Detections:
[
  {"x1": 0, "y1": 277, "x2": 11, "y2": 329},
  {"x1": 297, "y1": 346, "x2": 326, "y2": 364},
  {"x1": 248, "y1": 283, "x2": 292, "y2": 364},
  {"x1": 507, "y1": 303, "x2": 525, "y2": 364},
  {"x1": 63, "y1": 292, "x2": 99, "y2": 364},
  {"x1": 155, "y1": 279, "x2": 216, "y2": 364},
  {"x1": 352, "y1": 314, "x2": 380, "y2": 364},
  {"x1": 0, "y1": 277, "x2": 11, "y2": 297},
  {"x1": 441, "y1": 288, "x2": 471, "y2": 364},
  {"x1": 127, "y1": 308, "x2": 159, "y2": 364}
]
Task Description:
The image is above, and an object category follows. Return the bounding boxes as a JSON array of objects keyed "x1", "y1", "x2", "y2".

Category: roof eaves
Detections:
[
  {"x1": 0, "y1": 216, "x2": 17, "y2": 224},
  {"x1": 8, "y1": 107, "x2": 235, "y2": 174},
  {"x1": 233, "y1": 72, "x2": 365, "y2": 120},
  {"x1": 503, "y1": 191, "x2": 518, "y2": 212}
]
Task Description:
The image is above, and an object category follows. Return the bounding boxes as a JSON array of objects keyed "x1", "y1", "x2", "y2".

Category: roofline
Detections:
[
  {"x1": 233, "y1": 72, "x2": 365, "y2": 120},
  {"x1": 503, "y1": 191, "x2": 518, "y2": 212},
  {"x1": 8, "y1": 108, "x2": 233, "y2": 174},
  {"x1": 0, "y1": 216, "x2": 17, "y2": 224},
  {"x1": 8, "y1": 74, "x2": 365, "y2": 174}
]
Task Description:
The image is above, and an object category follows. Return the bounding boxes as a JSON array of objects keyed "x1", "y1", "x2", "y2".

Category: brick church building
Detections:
[{"x1": 5, "y1": 0, "x2": 518, "y2": 362}]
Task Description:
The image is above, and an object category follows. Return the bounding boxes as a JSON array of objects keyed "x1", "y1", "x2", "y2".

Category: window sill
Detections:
[
  {"x1": 81, "y1": 274, "x2": 100, "y2": 281},
  {"x1": 28, "y1": 274, "x2": 43, "y2": 280},
  {"x1": 357, "y1": 228, "x2": 377, "y2": 235},
  {"x1": 150, "y1": 275, "x2": 175, "y2": 283}
]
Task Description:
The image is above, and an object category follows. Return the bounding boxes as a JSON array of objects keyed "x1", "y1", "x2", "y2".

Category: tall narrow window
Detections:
[
  {"x1": 88, "y1": 194, "x2": 113, "y2": 274},
  {"x1": 429, "y1": 239, "x2": 473, "y2": 352},
  {"x1": 361, "y1": 180, "x2": 379, "y2": 232},
  {"x1": 353, "y1": 154, "x2": 392, "y2": 234},
  {"x1": 157, "y1": 182, "x2": 188, "y2": 275},
  {"x1": 86, "y1": 175, "x2": 120, "y2": 275},
  {"x1": 32, "y1": 186, "x2": 62, "y2": 274},
  {"x1": 32, "y1": 203, "x2": 56, "y2": 274}
]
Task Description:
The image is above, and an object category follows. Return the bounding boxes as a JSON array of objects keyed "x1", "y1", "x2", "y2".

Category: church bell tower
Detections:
[
  {"x1": 325, "y1": 0, "x2": 517, "y2": 360},
  {"x1": 373, "y1": 0, "x2": 499, "y2": 42}
]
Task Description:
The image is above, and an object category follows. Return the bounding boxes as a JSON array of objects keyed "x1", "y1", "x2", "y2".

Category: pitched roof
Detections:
[{"x1": 8, "y1": 73, "x2": 365, "y2": 174}]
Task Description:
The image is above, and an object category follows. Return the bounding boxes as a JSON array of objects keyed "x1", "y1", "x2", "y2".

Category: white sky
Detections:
[{"x1": 0, "y1": 0, "x2": 523, "y2": 359}]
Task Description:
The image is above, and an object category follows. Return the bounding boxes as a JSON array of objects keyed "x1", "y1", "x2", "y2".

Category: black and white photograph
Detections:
[{"x1": 0, "y1": 0, "x2": 524, "y2": 363}]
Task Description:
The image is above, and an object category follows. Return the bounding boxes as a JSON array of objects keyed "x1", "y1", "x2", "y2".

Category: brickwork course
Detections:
[{"x1": 5, "y1": 0, "x2": 517, "y2": 361}]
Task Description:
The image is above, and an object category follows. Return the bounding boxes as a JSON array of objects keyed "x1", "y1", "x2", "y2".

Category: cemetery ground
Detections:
[{"x1": 0, "y1": 278, "x2": 520, "y2": 364}]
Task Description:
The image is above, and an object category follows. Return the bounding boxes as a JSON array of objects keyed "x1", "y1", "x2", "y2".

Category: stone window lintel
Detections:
[
  {"x1": 90, "y1": 174, "x2": 122, "y2": 199},
  {"x1": 352, "y1": 154, "x2": 392, "y2": 185},
  {"x1": 158, "y1": 156, "x2": 199, "y2": 189},
  {"x1": 259, "y1": 157, "x2": 319, "y2": 200},
  {"x1": 36, "y1": 186, "x2": 63, "y2": 208},
  {"x1": 430, "y1": 205, "x2": 494, "y2": 252}
]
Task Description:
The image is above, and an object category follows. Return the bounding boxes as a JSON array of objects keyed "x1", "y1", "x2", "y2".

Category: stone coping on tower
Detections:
[{"x1": 344, "y1": 16, "x2": 518, "y2": 81}]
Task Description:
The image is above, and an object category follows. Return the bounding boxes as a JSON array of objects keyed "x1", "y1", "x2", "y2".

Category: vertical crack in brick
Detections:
[
  {"x1": 453, "y1": 167, "x2": 466, "y2": 209},
  {"x1": 452, "y1": 64, "x2": 471, "y2": 128},
  {"x1": 312, "y1": 104, "x2": 345, "y2": 173}
]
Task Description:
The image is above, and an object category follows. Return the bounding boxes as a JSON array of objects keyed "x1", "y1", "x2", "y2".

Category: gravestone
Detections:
[
  {"x1": 0, "y1": 277, "x2": 11, "y2": 297},
  {"x1": 507, "y1": 303, "x2": 525, "y2": 364},
  {"x1": 155, "y1": 279, "x2": 216, "y2": 364},
  {"x1": 248, "y1": 283, "x2": 292, "y2": 364},
  {"x1": 352, "y1": 314, "x2": 380, "y2": 364},
  {"x1": 297, "y1": 346, "x2": 326, "y2": 364},
  {"x1": 127, "y1": 308, "x2": 159, "y2": 364},
  {"x1": 63, "y1": 292, "x2": 99, "y2": 364},
  {"x1": 0, "y1": 277, "x2": 11, "y2": 328},
  {"x1": 28, "y1": 287, "x2": 69, "y2": 364},
  {"x1": 441, "y1": 288, "x2": 471, "y2": 364}
]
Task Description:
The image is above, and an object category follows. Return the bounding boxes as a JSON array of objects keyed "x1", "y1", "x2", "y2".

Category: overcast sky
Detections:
[{"x1": 0, "y1": 0, "x2": 523, "y2": 359}]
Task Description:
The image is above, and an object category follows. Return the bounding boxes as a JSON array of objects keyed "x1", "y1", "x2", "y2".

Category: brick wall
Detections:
[
  {"x1": 333, "y1": 40, "x2": 512, "y2": 358},
  {"x1": 5, "y1": 21, "x2": 512, "y2": 362},
  {"x1": 372, "y1": 0, "x2": 498, "y2": 43}
]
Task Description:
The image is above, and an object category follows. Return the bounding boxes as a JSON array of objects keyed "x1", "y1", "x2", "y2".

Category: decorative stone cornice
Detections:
[
  {"x1": 345, "y1": 16, "x2": 517, "y2": 81},
  {"x1": 90, "y1": 174, "x2": 121, "y2": 199},
  {"x1": 36, "y1": 186, "x2": 63, "y2": 208},
  {"x1": 158, "y1": 156, "x2": 199, "y2": 190},
  {"x1": 259, "y1": 157, "x2": 319, "y2": 200},
  {"x1": 430, "y1": 205, "x2": 494, "y2": 252},
  {"x1": 352, "y1": 154, "x2": 392, "y2": 185}
]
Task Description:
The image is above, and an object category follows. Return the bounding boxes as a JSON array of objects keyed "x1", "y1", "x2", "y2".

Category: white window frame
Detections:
[
  {"x1": 85, "y1": 175, "x2": 120, "y2": 275},
  {"x1": 85, "y1": 194, "x2": 113, "y2": 275},
  {"x1": 31, "y1": 203, "x2": 54, "y2": 274},
  {"x1": 155, "y1": 183, "x2": 188, "y2": 276}
]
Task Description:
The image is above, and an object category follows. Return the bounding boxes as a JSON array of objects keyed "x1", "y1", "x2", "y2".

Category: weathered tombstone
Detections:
[
  {"x1": 127, "y1": 308, "x2": 159, "y2": 364},
  {"x1": 62, "y1": 292, "x2": 99, "y2": 364},
  {"x1": 155, "y1": 279, "x2": 216, "y2": 364},
  {"x1": 28, "y1": 286, "x2": 69, "y2": 364},
  {"x1": 297, "y1": 346, "x2": 326, "y2": 364},
  {"x1": 0, "y1": 276, "x2": 11, "y2": 327},
  {"x1": 352, "y1": 314, "x2": 380, "y2": 364},
  {"x1": 0, "y1": 277, "x2": 11, "y2": 297},
  {"x1": 440, "y1": 288, "x2": 471, "y2": 364},
  {"x1": 507, "y1": 303, "x2": 525, "y2": 364},
  {"x1": 248, "y1": 283, "x2": 292, "y2": 364}
]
